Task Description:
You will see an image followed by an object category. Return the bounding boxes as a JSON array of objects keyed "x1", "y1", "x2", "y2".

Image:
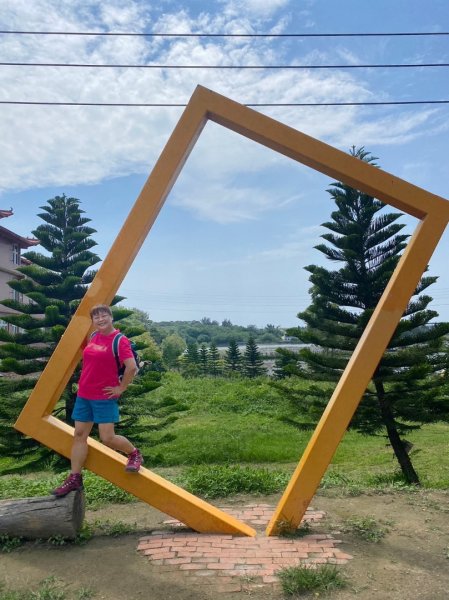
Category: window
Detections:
[
  {"x1": 11, "y1": 289, "x2": 22, "y2": 303},
  {"x1": 0, "y1": 319, "x2": 7, "y2": 329},
  {"x1": 11, "y1": 243, "x2": 20, "y2": 265}
]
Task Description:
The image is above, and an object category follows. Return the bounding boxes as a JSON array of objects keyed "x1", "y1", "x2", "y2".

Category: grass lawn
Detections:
[
  {"x1": 1, "y1": 373, "x2": 448, "y2": 489},
  {"x1": 138, "y1": 373, "x2": 449, "y2": 488}
]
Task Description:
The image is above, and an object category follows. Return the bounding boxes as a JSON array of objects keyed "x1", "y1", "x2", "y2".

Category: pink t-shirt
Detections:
[{"x1": 78, "y1": 329, "x2": 134, "y2": 400}]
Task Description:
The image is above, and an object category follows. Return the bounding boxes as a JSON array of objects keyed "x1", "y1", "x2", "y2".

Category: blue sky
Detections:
[{"x1": 1, "y1": 0, "x2": 448, "y2": 327}]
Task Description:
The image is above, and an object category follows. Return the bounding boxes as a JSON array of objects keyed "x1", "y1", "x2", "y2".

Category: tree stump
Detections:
[{"x1": 0, "y1": 490, "x2": 85, "y2": 539}]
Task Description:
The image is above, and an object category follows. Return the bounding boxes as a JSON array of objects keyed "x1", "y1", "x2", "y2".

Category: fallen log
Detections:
[{"x1": 0, "y1": 490, "x2": 85, "y2": 539}]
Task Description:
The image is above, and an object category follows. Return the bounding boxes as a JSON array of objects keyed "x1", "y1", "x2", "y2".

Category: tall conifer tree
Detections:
[
  {"x1": 276, "y1": 148, "x2": 449, "y2": 484},
  {"x1": 0, "y1": 197, "x2": 164, "y2": 470},
  {"x1": 0, "y1": 195, "x2": 100, "y2": 468},
  {"x1": 224, "y1": 339, "x2": 242, "y2": 374},
  {"x1": 243, "y1": 336, "x2": 266, "y2": 378},
  {"x1": 199, "y1": 344, "x2": 209, "y2": 376},
  {"x1": 182, "y1": 341, "x2": 200, "y2": 377},
  {"x1": 208, "y1": 341, "x2": 221, "y2": 376}
]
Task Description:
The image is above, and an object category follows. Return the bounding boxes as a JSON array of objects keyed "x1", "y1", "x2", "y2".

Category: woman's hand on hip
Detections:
[{"x1": 103, "y1": 385, "x2": 124, "y2": 398}]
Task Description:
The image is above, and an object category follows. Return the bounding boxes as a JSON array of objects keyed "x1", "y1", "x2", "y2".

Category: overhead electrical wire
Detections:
[
  {"x1": 1, "y1": 29, "x2": 447, "y2": 108},
  {"x1": 1, "y1": 100, "x2": 448, "y2": 107},
  {"x1": 1, "y1": 61, "x2": 448, "y2": 69},
  {"x1": 0, "y1": 30, "x2": 448, "y2": 38}
]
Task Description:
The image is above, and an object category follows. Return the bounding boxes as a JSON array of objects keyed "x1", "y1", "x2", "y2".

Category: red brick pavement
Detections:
[{"x1": 137, "y1": 504, "x2": 353, "y2": 593}]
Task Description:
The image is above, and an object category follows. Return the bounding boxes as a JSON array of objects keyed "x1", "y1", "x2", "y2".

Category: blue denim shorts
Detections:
[{"x1": 71, "y1": 396, "x2": 120, "y2": 424}]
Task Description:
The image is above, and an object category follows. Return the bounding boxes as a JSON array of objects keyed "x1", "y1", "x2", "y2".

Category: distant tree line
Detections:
[
  {"x1": 180, "y1": 336, "x2": 266, "y2": 378},
  {"x1": 145, "y1": 317, "x2": 287, "y2": 347}
]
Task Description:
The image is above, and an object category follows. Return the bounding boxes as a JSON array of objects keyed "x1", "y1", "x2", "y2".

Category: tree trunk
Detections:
[
  {"x1": 374, "y1": 380, "x2": 420, "y2": 485},
  {"x1": 0, "y1": 490, "x2": 85, "y2": 539}
]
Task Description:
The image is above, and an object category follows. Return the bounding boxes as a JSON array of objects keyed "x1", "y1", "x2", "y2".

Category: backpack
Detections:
[{"x1": 90, "y1": 331, "x2": 140, "y2": 381}]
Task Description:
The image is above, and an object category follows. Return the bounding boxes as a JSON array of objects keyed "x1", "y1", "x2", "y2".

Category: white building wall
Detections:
[{"x1": 0, "y1": 236, "x2": 27, "y2": 328}]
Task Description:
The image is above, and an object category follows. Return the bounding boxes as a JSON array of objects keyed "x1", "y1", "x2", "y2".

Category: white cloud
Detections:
[
  {"x1": 336, "y1": 109, "x2": 439, "y2": 147},
  {"x1": 0, "y1": 0, "x2": 445, "y2": 223},
  {"x1": 248, "y1": 231, "x2": 323, "y2": 261},
  {"x1": 173, "y1": 181, "x2": 299, "y2": 224},
  {"x1": 218, "y1": 0, "x2": 291, "y2": 19}
]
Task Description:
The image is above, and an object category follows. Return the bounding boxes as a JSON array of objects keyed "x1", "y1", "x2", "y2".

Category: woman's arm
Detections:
[{"x1": 103, "y1": 357, "x2": 138, "y2": 398}]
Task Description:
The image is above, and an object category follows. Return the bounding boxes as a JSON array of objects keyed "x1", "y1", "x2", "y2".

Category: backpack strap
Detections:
[
  {"x1": 112, "y1": 332, "x2": 124, "y2": 376},
  {"x1": 90, "y1": 330, "x2": 124, "y2": 378}
]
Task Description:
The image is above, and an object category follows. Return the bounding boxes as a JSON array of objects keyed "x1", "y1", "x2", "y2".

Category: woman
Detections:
[{"x1": 52, "y1": 304, "x2": 142, "y2": 497}]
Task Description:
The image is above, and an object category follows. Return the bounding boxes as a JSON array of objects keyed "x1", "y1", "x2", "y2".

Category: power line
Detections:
[
  {"x1": 2, "y1": 61, "x2": 448, "y2": 69},
  {"x1": 1, "y1": 100, "x2": 448, "y2": 107},
  {"x1": 0, "y1": 30, "x2": 448, "y2": 38}
]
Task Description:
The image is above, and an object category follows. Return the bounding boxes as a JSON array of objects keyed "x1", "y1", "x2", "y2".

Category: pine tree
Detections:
[
  {"x1": 276, "y1": 147, "x2": 449, "y2": 484},
  {"x1": 185, "y1": 341, "x2": 199, "y2": 365},
  {"x1": 0, "y1": 377, "x2": 52, "y2": 471},
  {"x1": 224, "y1": 339, "x2": 242, "y2": 375},
  {"x1": 0, "y1": 195, "x2": 100, "y2": 376},
  {"x1": 208, "y1": 342, "x2": 221, "y2": 376},
  {"x1": 182, "y1": 341, "x2": 200, "y2": 377},
  {"x1": 272, "y1": 347, "x2": 302, "y2": 379},
  {"x1": 116, "y1": 309, "x2": 164, "y2": 372},
  {"x1": 0, "y1": 196, "x2": 164, "y2": 471},
  {"x1": 199, "y1": 343, "x2": 209, "y2": 376},
  {"x1": 243, "y1": 336, "x2": 266, "y2": 378},
  {"x1": 0, "y1": 196, "x2": 102, "y2": 469}
]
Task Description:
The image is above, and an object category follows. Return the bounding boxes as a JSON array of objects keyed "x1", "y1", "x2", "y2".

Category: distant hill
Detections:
[
  {"x1": 148, "y1": 318, "x2": 295, "y2": 346},
  {"x1": 119, "y1": 309, "x2": 299, "y2": 347}
]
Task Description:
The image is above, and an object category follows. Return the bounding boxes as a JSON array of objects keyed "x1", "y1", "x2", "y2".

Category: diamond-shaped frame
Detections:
[{"x1": 15, "y1": 86, "x2": 449, "y2": 536}]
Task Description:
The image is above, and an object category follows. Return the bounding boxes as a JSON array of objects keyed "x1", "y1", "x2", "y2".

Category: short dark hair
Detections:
[{"x1": 90, "y1": 304, "x2": 112, "y2": 319}]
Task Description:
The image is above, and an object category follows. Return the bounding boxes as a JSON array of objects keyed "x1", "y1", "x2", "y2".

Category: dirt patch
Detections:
[
  {"x1": 1, "y1": 490, "x2": 448, "y2": 599},
  {"x1": 316, "y1": 490, "x2": 449, "y2": 600}
]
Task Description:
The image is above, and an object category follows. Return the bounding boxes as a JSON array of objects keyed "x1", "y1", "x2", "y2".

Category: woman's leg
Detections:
[
  {"x1": 98, "y1": 422, "x2": 135, "y2": 454},
  {"x1": 71, "y1": 420, "x2": 94, "y2": 473},
  {"x1": 98, "y1": 423, "x2": 143, "y2": 472},
  {"x1": 51, "y1": 420, "x2": 92, "y2": 497}
]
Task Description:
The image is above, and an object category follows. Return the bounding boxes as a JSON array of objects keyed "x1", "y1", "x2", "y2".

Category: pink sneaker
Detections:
[
  {"x1": 125, "y1": 449, "x2": 143, "y2": 472},
  {"x1": 52, "y1": 473, "x2": 83, "y2": 497}
]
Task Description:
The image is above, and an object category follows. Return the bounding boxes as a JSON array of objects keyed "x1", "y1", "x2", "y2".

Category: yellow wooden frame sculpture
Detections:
[{"x1": 15, "y1": 85, "x2": 449, "y2": 536}]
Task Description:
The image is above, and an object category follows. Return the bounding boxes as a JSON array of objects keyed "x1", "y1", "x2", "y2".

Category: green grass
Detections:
[
  {"x1": 0, "y1": 471, "x2": 134, "y2": 508},
  {"x1": 141, "y1": 374, "x2": 449, "y2": 488},
  {"x1": 0, "y1": 534, "x2": 23, "y2": 553},
  {"x1": 341, "y1": 515, "x2": 389, "y2": 542},
  {"x1": 177, "y1": 464, "x2": 291, "y2": 498},
  {"x1": 1, "y1": 373, "x2": 449, "y2": 493},
  {"x1": 147, "y1": 413, "x2": 309, "y2": 465},
  {"x1": 0, "y1": 577, "x2": 95, "y2": 600},
  {"x1": 91, "y1": 519, "x2": 138, "y2": 537},
  {"x1": 0, "y1": 519, "x2": 138, "y2": 554},
  {"x1": 278, "y1": 564, "x2": 347, "y2": 595}
]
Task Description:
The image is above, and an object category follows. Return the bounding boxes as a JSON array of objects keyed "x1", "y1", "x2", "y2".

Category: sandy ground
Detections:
[{"x1": 1, "y1": 489, "x2": 448, "y2": 599}]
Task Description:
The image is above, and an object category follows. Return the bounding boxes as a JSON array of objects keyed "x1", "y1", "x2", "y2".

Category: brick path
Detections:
[{"x1": 137, "y1": 504, "x2": 353, "y2": 593}]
